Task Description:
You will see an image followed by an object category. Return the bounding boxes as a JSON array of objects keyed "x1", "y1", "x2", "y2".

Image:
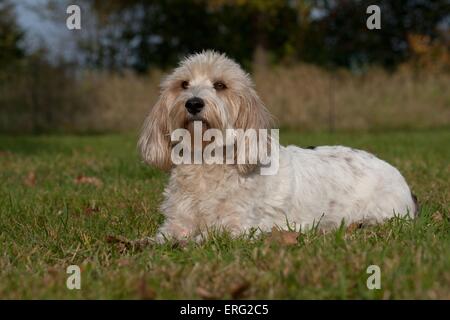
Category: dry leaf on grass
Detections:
[
  {"x1": 106, "y1": 235, "x2": 157, "y2": 251},
  {"x1": 74, "y1": 175, "x2": 103, "y2": 188},
  {"x1": 46, "y1": 266, "x2": 59, "y2": 277},
  {"x1": 171, "y1": 239, "x2": 189, "y2": 249},
  {"x1": 137, "y1": 278, "x2": 156, "y2": 300},
  {"x1": 229, "y1": 280, "x2": 250, "y2": 299},
  {"x1": 117, "y1": 258, "x2": 131, "y2": 267},
  {"x1": 84, "y1": 206, "x2": 100, "y2": 216},
  {"x1": 24, "y1": 171, "x2": 36, "y2": 187},
  {"x1": 432, "y1": 211, "x2": 444, "y2": 223},
  {"x1": 106, "y1": 235, "x2": 133, "y2": 245},
  {"x1": 106, "y1": 235, "x2": 133, "y2": 253},
  {"x1": 196, "y1": 287, "x2": 220, "y2": 300},
  {"x1": 265, "y1": 227, "x2": 299, "y2": 246},
  {"x1": 346, "y1": 222, "x2": 363, "y2": 234}
]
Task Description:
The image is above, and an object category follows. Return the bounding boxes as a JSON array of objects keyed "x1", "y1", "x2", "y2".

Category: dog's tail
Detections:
[{"x1": 411, "y1": 192, "x2": 420, "y2": 217}]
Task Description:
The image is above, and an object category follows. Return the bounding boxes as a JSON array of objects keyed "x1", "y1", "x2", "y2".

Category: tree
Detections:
[
  {"x1": 314, "y1": 0, "x2": 450, "y2": 69},
  {"x1": 80, "y1": 0, "x2": 302, "y2": 71},
  {"x1": 0, "y1": 1, "x2": 25, "y2": 70},
  {"x1": 66, "y1": 0, "x2": 450, "y2": 71}
]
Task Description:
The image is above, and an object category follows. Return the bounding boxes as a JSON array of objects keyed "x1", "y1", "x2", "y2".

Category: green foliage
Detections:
[
  {"x1": 0, "y1": 2, "x2": 25, "y2": 70},
  {"x1": 317, "y1": 0, "x2": 450, "y2": 69},
  {"x1": 82, "y1": 0, "x2": 449, "y2": 71}
]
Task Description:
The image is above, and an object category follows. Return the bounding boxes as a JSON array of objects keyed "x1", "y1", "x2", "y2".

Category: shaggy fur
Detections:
[{"x1": 138, "y1": 51, "x2": 417, "y2": 243}]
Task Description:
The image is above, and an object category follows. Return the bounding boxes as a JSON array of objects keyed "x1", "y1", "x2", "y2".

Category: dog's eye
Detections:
[
  {"x1": 181, "y1": 81, "x2": 189, "y2": 89},
  {"x1": 213, "y1": 81, "x2": 227, "y2": 91}
]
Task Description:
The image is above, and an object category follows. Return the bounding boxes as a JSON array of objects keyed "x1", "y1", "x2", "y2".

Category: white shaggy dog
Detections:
[{"x1": 138, "y1": 50, "x2": 418, "y2": 243}]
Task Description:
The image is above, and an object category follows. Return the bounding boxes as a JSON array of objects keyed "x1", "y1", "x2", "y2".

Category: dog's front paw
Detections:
[
  {"x1": 132, "y1": 232, "x2": 190, "y2": 247},
  {"x1": 152, "y1": 233, "x2": 169, "y2": 244},
  {"x1": 130, "y1": 233, "x2": 167, "y2": 247}
]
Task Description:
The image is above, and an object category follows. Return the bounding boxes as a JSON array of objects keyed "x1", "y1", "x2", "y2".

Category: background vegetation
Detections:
[
  {"x1": 0, "y1": 0, "x2": 449, "y2": 133},
  {"x1": 0, "y1": 0, "x2": 449, "y2": 299}
]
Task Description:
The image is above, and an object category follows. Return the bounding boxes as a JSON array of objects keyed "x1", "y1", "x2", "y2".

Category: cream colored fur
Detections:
[{"x1": 138, "y1": 51, "x2": 417, "y2": 243}]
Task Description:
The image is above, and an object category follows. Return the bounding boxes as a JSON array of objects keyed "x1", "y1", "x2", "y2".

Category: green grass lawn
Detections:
[{"x1": 0, "y1": 129, "x2": 448, "y2": 299}]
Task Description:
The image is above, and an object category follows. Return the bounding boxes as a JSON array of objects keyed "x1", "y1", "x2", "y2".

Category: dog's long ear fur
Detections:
[
  {"x1": 235, "y1": 87, "x2": 272, "y2": 175},
  {"x1": 138, "y1": 93, "x2": 172, "y2": 171}
]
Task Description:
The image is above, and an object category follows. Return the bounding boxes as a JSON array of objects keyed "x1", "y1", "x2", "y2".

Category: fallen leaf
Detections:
[
  {"x1": 42, "y1": 266, "x2": 60, "y2": 286},
  {"x1": 106, "y1": 235, "x2": 156, "y2": 251},
  {"x1": 74, "y1": 175, "x2": 103, "y2": 187},
  {"x1": 229, "y1": 280, "x2": 250, "y2": 299},
  {"x1": 346, "y1": 222, "x2": 363, "y2": 234},
  {"x1": 106, "y1": 235, "x2": 132, "y2": 245},
  {"x1": 84, "y1": 206, "x2": 100, "y2": 216},
  {"x1": 46, "y1": 266, "x2": 59, "y2": 276},
  {"x1": 265, "y1": 227, "x2": 299, "y2": 246},
  {"x1": 137, "y1": 278, "x2": 156, "y2": 300},
  {"x1": 431, "y1": 211, "x2": 443, "y2": 223},
  {"x1": 196, "y1": 287, "x2": 220, "y2": 300},
  {"x1": 172, "y1": 239, "x2": 189, "y2": 249},
  {"x1": 117, "y1": 258, "x2": 131, "y2": 267},
  {"x1": 24, "y1": 171, "x2": 36, "y2": 187},
  {"x1": 106, "y1": 235, "x2": 132, "y2": 253}
]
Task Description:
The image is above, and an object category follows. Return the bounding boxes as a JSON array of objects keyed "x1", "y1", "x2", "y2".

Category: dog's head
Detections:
[{"x1": 139, "y1": 50, "x2": 272, "y2": 173}]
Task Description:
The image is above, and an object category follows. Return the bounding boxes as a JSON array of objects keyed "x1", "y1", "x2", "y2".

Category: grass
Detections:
[
  {"x1": 0, "y1": 129, "x2": 449, "y2": 299},
  {"x1": 3, "y1": 64, "x2": 450, "y2": 134}
]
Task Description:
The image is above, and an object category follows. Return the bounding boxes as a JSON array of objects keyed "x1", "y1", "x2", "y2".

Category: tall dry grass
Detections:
[
  {"x1": 1, "y1": 62, "x2": 449, "y2": 133},
  {"x1": 77, "y1": 70, "x2": 162, "y2": 132},
  {"x1": 255, "y1": 64, "x2": 450, "y2": 131},
  {"x1": 84, "y1": 64, "x2": 450, "y2": 132}
]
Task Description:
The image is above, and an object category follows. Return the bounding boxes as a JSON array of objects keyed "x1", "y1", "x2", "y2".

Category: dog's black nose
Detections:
[{"x1": 185, "y1": 97, "x2": 204, "y2": 115}]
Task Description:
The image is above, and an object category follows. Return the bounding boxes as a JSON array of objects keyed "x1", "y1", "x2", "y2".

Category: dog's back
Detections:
[{"x1": 279, "y1": 144, "x2": 417, "y2": 228}]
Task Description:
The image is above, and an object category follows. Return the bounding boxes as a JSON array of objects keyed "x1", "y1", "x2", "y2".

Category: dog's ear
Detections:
[
  {"x1": 235, "y1": 88, "x2": 272, "y2": 175},
  {"x1": 235, "y1": 88, "x2": 271, "y2": 131},
  {"x1": 138, "y1": 93, "x2": 172, "y2": 171}
]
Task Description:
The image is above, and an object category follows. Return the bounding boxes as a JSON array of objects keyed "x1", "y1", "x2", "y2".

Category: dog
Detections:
[{"x1": 138, "y1": 50, "x2": 418, "y2": 243}]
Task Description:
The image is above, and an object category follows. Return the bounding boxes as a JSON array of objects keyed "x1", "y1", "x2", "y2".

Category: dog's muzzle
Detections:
[{"x1": 185, "y1": 97, "x2": 204, "y2": 115}]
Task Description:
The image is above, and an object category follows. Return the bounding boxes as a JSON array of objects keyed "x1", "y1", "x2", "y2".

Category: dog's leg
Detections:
[
  {"x1": 131, "y1": 217, "x2": 198, "y2": 247},
  {"x1": 130, "y1": 233, "x2": 167, "y2": 247},
  {"x1": 128, "y1": 232, "x2": 184, "y2": 248}
]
